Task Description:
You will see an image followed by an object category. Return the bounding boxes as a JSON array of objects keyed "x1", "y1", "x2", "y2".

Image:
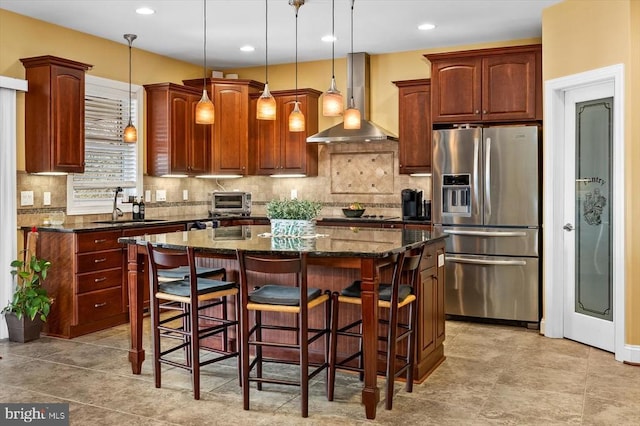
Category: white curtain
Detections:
[{"x1": 0, "y1": 77, "x2": 27, "y2": 339}]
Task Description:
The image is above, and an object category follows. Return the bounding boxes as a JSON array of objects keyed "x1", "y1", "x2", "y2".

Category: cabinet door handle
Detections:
[
  {"x1": 94, "y1": 277, "x2": 107, "y2": 283},
  {"x1": 94, "y1": 239, "x2": 107, "y2": 243},
  {"x1": 94, "y1": 302, "x2": 107, "y2": 308},
  {"x1": 94, "y1": 258, "x2": 107, "y2": 263},
  {"x1": 483, "y1": 110, "x2": 487, "y2": 114},
  {"x1": 474, "y1": 110, "x2": 479, "y2": 114}
]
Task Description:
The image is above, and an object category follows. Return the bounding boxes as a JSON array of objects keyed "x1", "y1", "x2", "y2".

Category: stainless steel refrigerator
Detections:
[{"x1": 432, "y1": 125, "x2": 541, "y2": 326}]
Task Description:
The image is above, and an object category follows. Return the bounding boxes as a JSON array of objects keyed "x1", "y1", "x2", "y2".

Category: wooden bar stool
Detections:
[
  {"x1": 236, "y1": 249, "x2": 331, "y2": 418},
  {"x1": 146, "y1": 243, "x2": 240, "y2": 400},
  {"x1": 328, "y1": 245, "x2": 424, "y2": 410}
]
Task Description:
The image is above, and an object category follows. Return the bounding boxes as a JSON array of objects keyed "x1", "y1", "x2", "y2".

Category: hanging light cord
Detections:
[
  {"x1": 331, "y1": 0, "x2": 335, "y2": 80},
  {"x1": 265, "y1": 0, "x2": 269, "y2": 84},
  {"x1": 202, "y1": 0, "x2": 207, "y2": 84},
  {"x1": 128, "y1": 38, "x2": 132, "y2": 123},
  {"x1": 295, "y1": 5, "x2": 299, "y2": 103},
  {"x1": 350, "y1": 0, "x2": 355, "y2": 106}
]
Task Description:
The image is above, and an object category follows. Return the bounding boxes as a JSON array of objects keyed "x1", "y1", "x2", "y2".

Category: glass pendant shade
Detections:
[
  {"x1": 289, "y1": 102, "x2": 305, "y2": 132},
  {"x1": 323, "y1": 78, "x2": 343, "y2": 116},
  {"x1": 123, "y1": 122, "x2": 137, "y2": 142},
  {"x1": 344, "y1": 99, "x2": 361, "y2": 129},
  {"x1": 256, "y1": 83, "x2": 276, "y2": 120},
  {"x1": 196, "y1": 89, "x2": 215, "y2": 124}
]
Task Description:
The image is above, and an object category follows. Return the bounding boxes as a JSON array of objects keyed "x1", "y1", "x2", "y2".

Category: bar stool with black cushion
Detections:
[
  {"x1": 328, "y1": 245, "x2": 424, "y2": 410},
  {"x1": 236, "y1": 249, "x2": 331, "y2": 418},
  {"x1": 146, "y1": 242, "x2": 240, "y2": 400}
]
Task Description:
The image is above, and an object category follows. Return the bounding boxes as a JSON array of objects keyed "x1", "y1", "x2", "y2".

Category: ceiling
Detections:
[{"x1": 0, "y1": 0, "x2": 560, "y2": 69}]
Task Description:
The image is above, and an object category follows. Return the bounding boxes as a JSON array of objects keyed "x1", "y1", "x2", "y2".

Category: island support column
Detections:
[
  {"x1": 127, "y1": 243, "x2": 145, "y2": 374},
  {"x1": 359, "y1": 258, "x2": 381, "y2": 419}
]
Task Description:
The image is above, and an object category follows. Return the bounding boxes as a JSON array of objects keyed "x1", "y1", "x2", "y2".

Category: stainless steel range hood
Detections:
[{"x1": 306, "y1": 52, "x2": 398, "y2": 143}]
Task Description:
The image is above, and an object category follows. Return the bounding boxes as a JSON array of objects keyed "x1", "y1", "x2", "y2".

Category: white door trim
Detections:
[{"x1": 543, "y1": 64, "x2": 626, "y2": 361}]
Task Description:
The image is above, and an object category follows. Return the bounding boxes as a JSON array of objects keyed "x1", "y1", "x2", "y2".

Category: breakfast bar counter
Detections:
[{"x1": 120, "y1": 225, "x2": 447, "y2": 420}]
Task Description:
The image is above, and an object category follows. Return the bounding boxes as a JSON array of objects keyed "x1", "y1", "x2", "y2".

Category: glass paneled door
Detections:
[{"x1": 563, "y1": 82, "x2": 614, "y2": 352}]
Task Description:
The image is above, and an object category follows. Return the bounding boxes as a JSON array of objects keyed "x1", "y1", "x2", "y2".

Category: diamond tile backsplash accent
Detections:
[{"x1": 330, "y1": 151, "x2": 394, "y2": 194}]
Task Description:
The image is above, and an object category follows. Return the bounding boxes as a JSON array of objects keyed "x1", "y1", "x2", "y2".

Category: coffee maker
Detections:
[{"x1": 401, "y1": 189, "x2": 423, "y2": 220}]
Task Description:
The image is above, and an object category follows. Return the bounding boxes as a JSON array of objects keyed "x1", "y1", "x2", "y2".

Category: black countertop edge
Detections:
[{"x1": 22, "y1": 215, "x2": 431, "y2": 233}]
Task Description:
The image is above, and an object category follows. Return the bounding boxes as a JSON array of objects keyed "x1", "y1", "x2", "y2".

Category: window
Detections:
[{"x1": 67, "y1": 75, "x2": 143, "y2": 215}]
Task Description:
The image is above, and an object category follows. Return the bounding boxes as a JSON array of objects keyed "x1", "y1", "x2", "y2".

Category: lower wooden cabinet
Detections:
[
  {"x1": 415, "y1": 241, "x2": 446, "y2": 380},
  {"x1": 35, "y1": 224, "x2": 184, "y2": 338}
]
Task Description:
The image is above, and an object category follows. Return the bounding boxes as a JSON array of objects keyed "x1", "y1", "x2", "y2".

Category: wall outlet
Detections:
[
  {"x1": 183, "y1": 189, "x2": 189, "y2": 201},
  {"x1": 20, "y1": 191, "x2": 34, "y2": 206},
  {"x1": 144, "y1": 190, "x2": 151, "y2": 202},
  {"x1": 156, "y1": 189, "x2": 167, "y2": 202},
  {"x1": 290, "y1": 189, "x2": 298, "y2": 199},
  {"x1": 43, "y1": 192, "x2": 51, "y2": 206}
]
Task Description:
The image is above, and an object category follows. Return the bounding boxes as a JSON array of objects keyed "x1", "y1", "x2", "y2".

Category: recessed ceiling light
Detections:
[
  {"x1": 321, "y1": 34, "x2": 337, "y2": 43},
  {"x1": 135, "y1": 7, "x2": 155, "y2": 15},
  {"x1": 240, "y1": 45, "x2": 255, "y2": 52},
  {"x1": 418, "y1": 23, "x2": 436, "y2": 31}
]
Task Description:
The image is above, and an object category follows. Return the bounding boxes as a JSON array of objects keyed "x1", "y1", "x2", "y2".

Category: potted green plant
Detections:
[
  {"x1": 2, "y1": 250, "x2": 52, "y2": 343},
  {"x1": 266, "y1": 198, "x2": 323, "y2": 237}
]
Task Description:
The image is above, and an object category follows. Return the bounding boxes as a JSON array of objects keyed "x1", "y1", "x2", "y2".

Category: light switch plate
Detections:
[
  {"x1": 183, "y1": 189, "x2": 189, "y2": 200},
  {"x1": 156, "y1": 189, "x2": 166, "y2": 202},
  {"x1": 290, "y1": 189, "x2": 297, "y2": 199},
  {"x1": 21, "y1": 191, "x2": 34, "y2": 206},
  {"x1": 43, "y1": 192, "x2": 51, "y2": 206},
  {"x1": 438, "y1": 253, "x2": 445, "y2": 267},
  {"x1": 144, "y1": 190, "x2": 151, "y2": 202}
]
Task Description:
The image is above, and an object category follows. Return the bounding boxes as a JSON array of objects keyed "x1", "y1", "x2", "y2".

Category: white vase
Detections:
[{"x1": 270, "y1": 219, "x2": 316, "y2": 237}]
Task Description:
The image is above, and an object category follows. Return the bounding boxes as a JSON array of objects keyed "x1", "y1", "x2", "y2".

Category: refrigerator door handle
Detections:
[
  {"x1": 473, "y1": 137, "x2": 481, "y2": 216},
  {"x1": 443, "y1": 229, "x2": 527, "y2": 237},
  {"x1": 447, "y1": 256, "x2": 527, "y2": 266},
  {"x1": 485, "y1": 137, "x2": 491, "y2": 218}
]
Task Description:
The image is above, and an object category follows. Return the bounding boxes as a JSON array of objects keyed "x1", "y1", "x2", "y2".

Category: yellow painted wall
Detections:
[
  {"x1": 0, "y1": 9, "x2": 203, "y2": 171},
  {"x1": 542, "y1": 0, "x2": 640, "y2": 344}
]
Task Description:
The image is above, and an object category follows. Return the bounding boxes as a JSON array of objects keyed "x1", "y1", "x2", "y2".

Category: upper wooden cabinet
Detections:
[
  {"x1": 426, "y1": 44, "x2": 542, "y2": 124},
  {"x1": 249, "y1": 88, "x2": 320, "y2": 176},
  {"x1": 21, "y1": 56, "x2": 92, "y2": 173},
  {"x1": 393, "y1": 79, "x2": 431, "y2": 175},
  {"x1": 184, "y1": 78, "x2": 263, "y2": 175},
  {"x1": 145, "y1": 83, "x2": 210, "y2": 176}
]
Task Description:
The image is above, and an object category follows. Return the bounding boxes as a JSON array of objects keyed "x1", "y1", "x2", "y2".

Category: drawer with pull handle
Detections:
[
  {"x1": 421, "y1": 245, "x2": 438, "y2": 270},
  {"x1": 77, "y1": 287, "x2": 123, "y2": 323},
  {"x1": 76, "y1": 249, "x2": 122, "y2": 273},
  {"x1": 77, "y1": 230, "x2": 122, "y2": 253},
  {"x1": 76, "y1": 267, "x2": 122, "y2": 294}
]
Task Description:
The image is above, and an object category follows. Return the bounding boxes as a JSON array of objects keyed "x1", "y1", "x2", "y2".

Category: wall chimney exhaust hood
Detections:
[{"x1": 306, "y1": 52, "x2": 398, "y2": 143}]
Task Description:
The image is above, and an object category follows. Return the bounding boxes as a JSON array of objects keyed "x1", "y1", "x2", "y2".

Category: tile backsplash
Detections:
[{"x1": 17, "y1": 142, "x2": 431, "y2": 226}]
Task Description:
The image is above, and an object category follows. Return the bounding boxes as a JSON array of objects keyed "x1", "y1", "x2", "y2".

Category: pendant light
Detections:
[
  {"x1": 256, "y1": 0, "x2": 276, "y2": 120},
  {"x1": 288, "y1": 0, "x2": 305, "y2": 132},
  {"x1": 322, "y1": 0, "x2": 343, "y2": 117},
  {"x1": 195, "y1": 0, "x2": 215, "y2": 124},
  {"x1": 123, "y1": 34, "x2": 137, "y2": 143},
  {"x1": 343, "y1": 0, "x2": 361, "y2": 130}
]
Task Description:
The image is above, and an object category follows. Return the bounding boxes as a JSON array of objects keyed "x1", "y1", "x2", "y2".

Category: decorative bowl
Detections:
[{"x1": 342, "y1": 208, "x2": 365, "y2": 218}]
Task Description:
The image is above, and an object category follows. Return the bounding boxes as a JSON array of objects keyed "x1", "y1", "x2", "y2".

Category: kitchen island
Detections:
[{"x1": 120, "y1": 225, "x2": 446, "y2": 420}]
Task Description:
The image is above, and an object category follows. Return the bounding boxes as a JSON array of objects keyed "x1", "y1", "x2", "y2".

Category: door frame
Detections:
[{"x1": 542, "y1": 64, "x2": 627, "y2": 361}]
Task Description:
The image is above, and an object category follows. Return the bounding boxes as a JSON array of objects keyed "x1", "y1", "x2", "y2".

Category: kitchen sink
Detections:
[{"x1": 92, "y1": 219, "x2": 168, "y2": 224}]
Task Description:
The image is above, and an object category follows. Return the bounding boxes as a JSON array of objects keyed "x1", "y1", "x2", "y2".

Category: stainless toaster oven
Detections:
[{"x1": 210, "y1": 191, "x2": 251, "y2": 216}]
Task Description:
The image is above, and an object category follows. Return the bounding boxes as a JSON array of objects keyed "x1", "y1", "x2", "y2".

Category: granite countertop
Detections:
[
  {"x1": 21, "y1": 215, "x2": 215, "y2": 233},
  {"x1": 23, "y1": 215, "x2": 430, "y2": 233},
  {"x1": 119, "y1": 225, "x2": 447, "y2": 258}
]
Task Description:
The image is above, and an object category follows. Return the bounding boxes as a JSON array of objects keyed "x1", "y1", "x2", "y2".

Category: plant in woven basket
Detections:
[{"x1": 2, "y1": 253, "x2": 52, "y2": 321}]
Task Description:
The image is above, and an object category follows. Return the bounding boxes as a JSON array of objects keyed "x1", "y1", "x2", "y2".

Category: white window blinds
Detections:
[{"x1": 67, "y1": 75, "x2": 142, "y2": 215}]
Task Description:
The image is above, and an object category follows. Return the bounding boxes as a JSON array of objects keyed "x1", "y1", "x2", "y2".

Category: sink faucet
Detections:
[{"x1": 112, "y1": 186, "x2": 123, "y2": 221}]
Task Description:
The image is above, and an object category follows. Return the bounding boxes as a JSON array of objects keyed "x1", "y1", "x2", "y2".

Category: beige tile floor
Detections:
[{"x1": 2, "y1": 319, "x2": 640, "y2": 425}]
